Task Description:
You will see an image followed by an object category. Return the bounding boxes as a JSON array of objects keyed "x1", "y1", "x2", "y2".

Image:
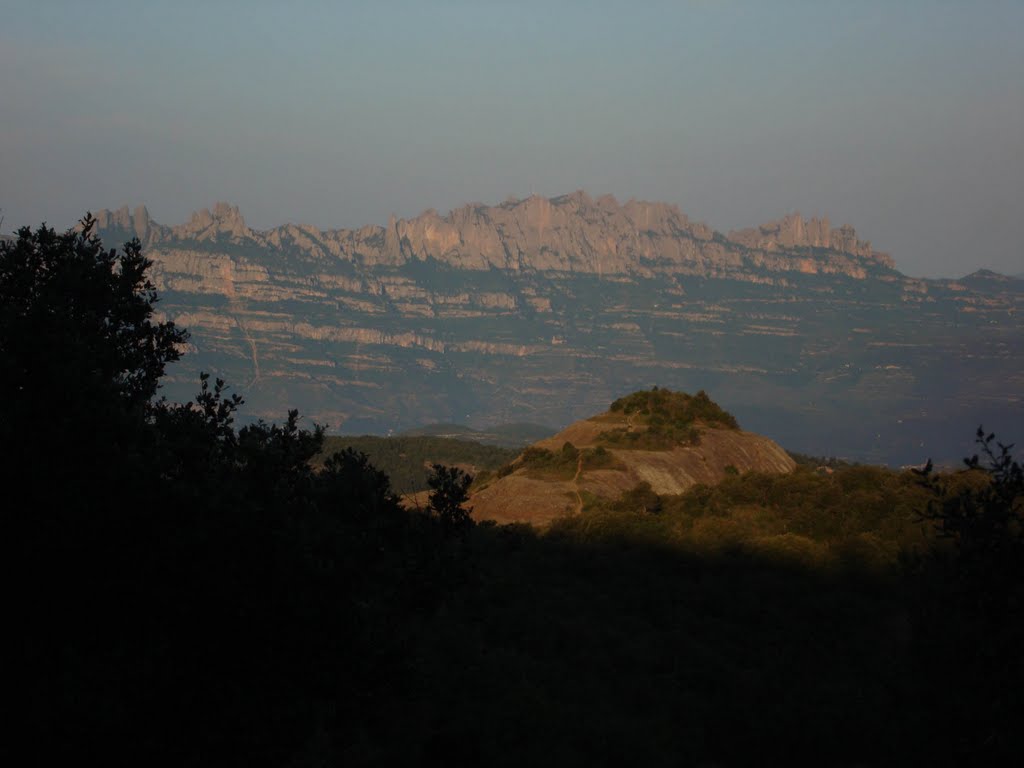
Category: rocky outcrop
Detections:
[
  {"x1": 171, "y1": 202, "x2": 253, "y2": 242},
  {"x1": 729, "y1": 212, "x2": 892, "y2": 267},
  {"x1": 92, "y1": 205, "x2": 166, "y2": 244},
  {"x1": 92, "y1": 202, "x2": 253, "y2": 246}
]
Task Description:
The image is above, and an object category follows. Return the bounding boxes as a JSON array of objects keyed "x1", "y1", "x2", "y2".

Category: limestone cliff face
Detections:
[
  {"x1": 94, "y1": 202, "x2": 256, "y2": 246},
  {"x1": 93, "y1": 205, "x2": 163, "y2": 244},
  {"x1": 728, "y1": 212, "x2": 892, "y2": 267},
  {"x1": 93, "y1": 191, "x2": 893, "y2": 281}
]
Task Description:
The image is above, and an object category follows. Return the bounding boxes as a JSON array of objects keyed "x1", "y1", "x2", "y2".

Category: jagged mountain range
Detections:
[
  {"x1": 90, "y1": 192, "x2": 1023, "y2": 465},
  {"x1": 95, "y1": 192, "x2": 891, "y2": 278}
]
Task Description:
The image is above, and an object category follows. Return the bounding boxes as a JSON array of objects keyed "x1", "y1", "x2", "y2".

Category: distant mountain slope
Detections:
[
  {"x1": 88, "y1": 192, "x2": 1024, "y2": 465},
  {"x1": 958, "y1": 269, "x2": 1024, "y2": 291},
  {"x1": 470, "y1": 389, "x2": 795, "y2": 526}
]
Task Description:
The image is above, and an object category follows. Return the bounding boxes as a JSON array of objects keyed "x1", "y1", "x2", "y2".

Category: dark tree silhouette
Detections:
[
  {"x1": 1, "y1": 214, "x2": 189, "y2": 525},
  {"x1": 918, "y1": 428, "x2": 1023, "y2": 557},
  {"x1": 427, "y1": 463, "x2": 474, "y2": 532},
  {"x1": 912, "y1": 428, "x2": 1024, "y2": 762},
  {"x1": 1, "y1": 216, "x2": 438, "y2": 765},
  {"x1": 0, "y1": 214, "x2": 186, "y2": 414}
]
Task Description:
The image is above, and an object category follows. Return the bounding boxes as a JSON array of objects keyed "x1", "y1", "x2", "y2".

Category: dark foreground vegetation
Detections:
[{"x1": 4, "y1": 221, "x2": 1023, "y2": 765}]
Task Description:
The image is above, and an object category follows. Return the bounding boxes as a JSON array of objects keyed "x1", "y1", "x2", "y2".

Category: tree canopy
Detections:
[
  {"x1": 0, "y1": 215, "x2": 186, "y2": 416},
  {"x1": 2, "y1": 218, "x2": 472, "y2": 764}
]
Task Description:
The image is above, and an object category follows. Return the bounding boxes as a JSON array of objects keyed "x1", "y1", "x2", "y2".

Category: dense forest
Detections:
[{"x1": 4, "y1": 220, "x2": 1022, "y2": 765}]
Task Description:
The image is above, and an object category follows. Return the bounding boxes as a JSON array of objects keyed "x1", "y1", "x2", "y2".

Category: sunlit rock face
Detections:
[
  {"x1": 96, "y1": 191, "x2": 891, "y2": 279},
  {"x1": 92, "y1": 192, "x2": 1023, "y2": 465}
]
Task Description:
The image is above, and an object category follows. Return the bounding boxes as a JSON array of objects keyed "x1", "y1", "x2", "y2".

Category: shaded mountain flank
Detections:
[
  {"x1": 470, "y1": 389, "x2": 795, "y2": 526},
  {"x1": 90, "y1": 192, "x2": 1024, "y2": 465}
]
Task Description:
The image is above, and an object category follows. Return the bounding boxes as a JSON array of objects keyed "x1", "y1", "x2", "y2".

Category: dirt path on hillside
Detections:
[
  {"x1": 568, "y1": 412, "x2": 630, "y2": 515},
  {"x1": 571, "y1": 455, "x2": 584, "y2": 515}
]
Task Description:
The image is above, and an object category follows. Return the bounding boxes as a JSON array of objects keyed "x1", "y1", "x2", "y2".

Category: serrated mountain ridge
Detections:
[{"x1": 93, "y1": 191, "x2": 892, "y2": 280}]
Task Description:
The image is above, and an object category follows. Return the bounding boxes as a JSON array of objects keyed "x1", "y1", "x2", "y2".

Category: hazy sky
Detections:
[{"x1": 2, "y1": 1, "x2": 1021, "y2": 277}]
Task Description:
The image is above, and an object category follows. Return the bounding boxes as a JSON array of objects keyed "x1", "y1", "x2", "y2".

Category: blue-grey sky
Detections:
[{"x1": 2, "y1": 1, "x2": 1021, "y2": 277}]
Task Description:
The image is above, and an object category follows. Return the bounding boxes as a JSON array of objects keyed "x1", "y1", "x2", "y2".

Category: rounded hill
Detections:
[{"x1": 470, "y1": 388, "x2": 795, "y2": 526}]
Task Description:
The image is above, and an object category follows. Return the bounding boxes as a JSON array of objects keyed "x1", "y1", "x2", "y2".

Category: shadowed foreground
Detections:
[{"x1": 6, "y1": 220, "x2": 1022, "y2": 766}]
